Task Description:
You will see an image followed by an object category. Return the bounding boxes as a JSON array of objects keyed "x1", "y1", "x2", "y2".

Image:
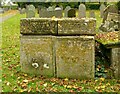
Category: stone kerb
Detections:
[{"x1": 20, "y1": 18, "x2": 96, "y2": 79}]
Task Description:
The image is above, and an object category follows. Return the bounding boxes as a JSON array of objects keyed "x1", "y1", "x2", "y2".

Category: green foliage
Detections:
[{"x1": 85, "y1": 3, "x2": 100, "y2": 10}]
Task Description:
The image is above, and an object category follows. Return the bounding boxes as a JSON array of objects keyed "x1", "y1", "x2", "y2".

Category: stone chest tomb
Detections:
[{"x1": 20, "y1": 18, "x2": 96, "y2": 79}]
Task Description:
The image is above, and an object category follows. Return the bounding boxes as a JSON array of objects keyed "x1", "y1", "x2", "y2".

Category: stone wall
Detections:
[{"x1": 20, "y1": 18, "x2": 96, "y2": 79}]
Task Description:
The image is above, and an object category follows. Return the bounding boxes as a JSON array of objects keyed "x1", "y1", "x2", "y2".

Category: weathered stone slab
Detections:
[
  {"x1": 20, "y1": 18, "x2": 57, "y2": 35},
  {"x1": 56, "y1": 36, "x2": 95, "y2": 79},
  {"x1": 20, "y1": 35, "x2": 55, "y2": 76},
  {"x1": 57, "y1": 18, "x2": 96, "y2": 35},
  {"x1": 111, "y1": 48, "x2": 120, "y2": 79}
]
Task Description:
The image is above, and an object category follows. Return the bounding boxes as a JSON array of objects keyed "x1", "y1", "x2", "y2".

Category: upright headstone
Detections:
[
  {"x1": 20, "y1": 8, "x2": 26, "y2": 14},
  {"x1": 68, "y1": 8, "x2": 76, "y2": 17},
  {"x1": 64, "y1": 6, "x2": 71, "y2": 17},
  {"x1": 54, "y1": 7, "x2": 62, "y2": 18},
  {"x1": 103, "y1": 4, "x2": 118, "y2": 23},
  {"x1": 78, "y1": 4, "x2": 86, "y2": 18},
  {"x1": 47, "y1": 6, "x2": 54, "y2": 17},
  {"x1": 89, "y1": 10, "x2": 95, "y2": 18},
  {"x1": 100, "y1": 3, "x2": 106, "y2": 18},
  {"x1": 26, "y1": 5, "x2": 35, "y2": 18},
  {"x1": 39, "y1": 8, "x2": 48, "y2": 18}
]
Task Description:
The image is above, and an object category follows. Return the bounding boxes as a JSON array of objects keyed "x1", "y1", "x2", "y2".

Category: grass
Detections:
[{"x1": 1, "y1": 11, "x2": 120, "y2": 92}]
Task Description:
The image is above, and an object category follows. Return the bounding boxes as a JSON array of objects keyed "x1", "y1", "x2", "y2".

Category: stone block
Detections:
[
  {"x1": 20, "y1": 18, "x2": 57, "y2": 35},
  {"x1": 20, "y1": 35, "x2": 55, "y2": 77},
  {"x1": 55, "y1": 36, "x2": 95, "y2": 79},
  {"x1": 57, "y1": 18, "x2": 96, "y2": 35},
  {"x1": 111, "y1": 48, "x2": 120, "y2": 79}
]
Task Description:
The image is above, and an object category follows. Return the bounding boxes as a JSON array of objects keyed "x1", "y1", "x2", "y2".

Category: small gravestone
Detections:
[
  {"x1": 89, "y1": 10, "x2": 95, "y2": 18},
  {"x1": 26, "y1": 5, "x2": 35, "y2": 18},
  {"x1": 0, "y1": 8, "x2": 4, "y2": 13},
  {"x1": 47, "y1": 6, "x2": 54, "y2": 17},
  {"x1": 100, "y1": 3, "x2": 106, "y2": 18},
  {"x1": 103, "y1": 4, "x2": 118, "y2": 23},
  {"x1": 39, "y1": 8, "x2": 48, "y2": 17},
  {"x1": 68, "y1": 8, "x2": 76, "y2": 17},
  {"x1": 64, "y1": 6, "x2": 71, "y2": 17},
  {"x1": 37, "y1": 5, "x2": 44, "y2": 14},
  {"x1": 54, "y1": 7, "x2": 62, "y2": 18},
  {"x1": 20, "y1": 8, "x2": 26, "y2": 14},
  {"x1": 78, "y1": 4, "x2": 86, "y2": 18}
]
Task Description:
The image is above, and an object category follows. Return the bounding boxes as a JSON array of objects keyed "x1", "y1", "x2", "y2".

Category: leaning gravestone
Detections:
[
  {"x1": 26, "y1": 5, "x2": 35, "y2": 18},
  {"x1": 47, "y1": 6, "x2": 54, "y2": 17},
  {"x1": 89, "y1": 10, "x2": 95, "y2": 18},
  {"x1": 78, "y1": 4, "x2": 86, "y2": 18},
  {"x1": 54, "y1": 7, "x2": 62, "y2": 18},
  {"x1": 103, "y1": 4, "x2": 118, "y2": 23},
  {"x1": 100, "y1": 3, "x2": 106, "y2": 18},
  {"x1": 68, "y1": 8, "x2": 76, "y2": 17},
  {"x1": 64, "y1": 6, "x2": 71, "y2": 17}
]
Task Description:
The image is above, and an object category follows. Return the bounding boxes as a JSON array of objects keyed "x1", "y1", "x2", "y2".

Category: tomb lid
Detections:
[{"x1": 20, "y1": 18, "x2": 96, "y2": 35}]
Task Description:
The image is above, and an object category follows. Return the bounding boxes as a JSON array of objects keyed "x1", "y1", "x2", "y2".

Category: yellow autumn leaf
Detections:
[
  {"x1": 52, "y1": 16, "x2": 56, "y2": 20},
  {"x1": 67, "y1": 85, "x2": 72, "y2": 89},
  {"x1": 101, "y1": 85, "x2": 105, "y2": 89},
  {"x1": 23, "y1": 79, "x2": 29, "y2": 83},
  {"x1": 64, "y1": 78, "x2": 68, "y2": 81},
  {"x1": 100, "y1": 78, "x2": 105, "y2": 81}
]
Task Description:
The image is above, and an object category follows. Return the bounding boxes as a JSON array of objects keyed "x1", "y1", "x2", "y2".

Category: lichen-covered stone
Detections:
[
  {"x1": 20, "y1": 18, "x2": 57, "y2": 35},
  {"x1": 55, "y1": 36, "x2": 95, "y2": 79},
  {"x1": 20, "y1": 18, "x2": 96, "y2": 35},
  {"x1": 57, "y1": 18, "x2": 96, "y2": 35},
  {"x1": 20, "y1": 35, "x2": 55, "y2": 77},
  {"x1": 111, "y1": 48, "x2": 120, "y2": 79}
]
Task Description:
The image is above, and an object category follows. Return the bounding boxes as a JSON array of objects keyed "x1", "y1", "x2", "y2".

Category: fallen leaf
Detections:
[
  {"x1": 43, "y1": 83, "x2": 47, "y2": 87},
  {"x1": 23, "y1": 79, "x2": 29, "y2": 83},
  {"x1": 6, "y1": 82, "x2": 10, "y2": 86}
]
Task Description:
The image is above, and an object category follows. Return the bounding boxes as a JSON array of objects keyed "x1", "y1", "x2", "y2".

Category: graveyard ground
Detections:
[{"x1": 1, "y1": 11, "x2": 120, "y2": 92}]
